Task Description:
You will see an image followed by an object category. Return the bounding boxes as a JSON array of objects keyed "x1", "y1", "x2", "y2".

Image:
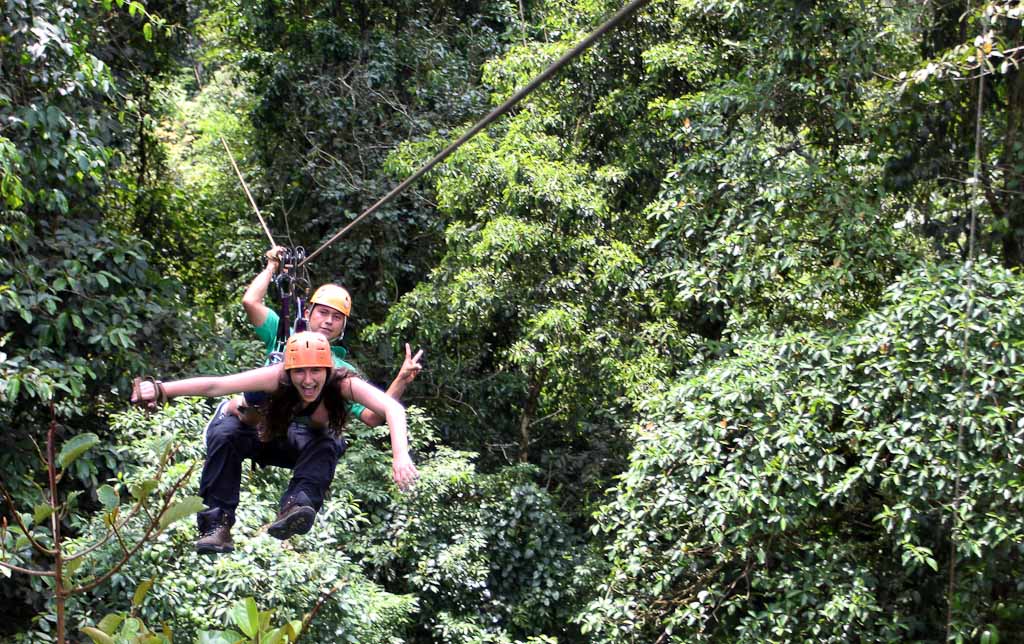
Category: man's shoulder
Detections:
[
  {"x1": 255, "y1": 308, "x2": 280, "y2": 346},
  {"x1": 333, "y1": 356, "x2": 359, "y2": 371}
]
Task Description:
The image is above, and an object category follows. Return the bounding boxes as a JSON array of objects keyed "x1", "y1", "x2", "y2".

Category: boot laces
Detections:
[{"x1": 200, "y1": 518, "x2": 229, "y2": 537}]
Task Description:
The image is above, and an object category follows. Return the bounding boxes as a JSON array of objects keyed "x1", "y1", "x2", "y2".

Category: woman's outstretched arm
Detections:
[
  {"x1": 132, "y1": 365, "x2": 283, "y2": 405},
  {"x1": 343, "y1": 376, "x2": 418, "y2": 490}
]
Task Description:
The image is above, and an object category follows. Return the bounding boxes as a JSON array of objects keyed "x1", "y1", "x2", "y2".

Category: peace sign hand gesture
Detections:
[{"x1": 396, "y1": 343, "x2": 423, "y2": 385}]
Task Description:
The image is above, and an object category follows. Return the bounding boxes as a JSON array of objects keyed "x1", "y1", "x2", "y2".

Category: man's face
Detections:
[{"x1": 307, "y1": 304, "x2": 346, "y2": 341}]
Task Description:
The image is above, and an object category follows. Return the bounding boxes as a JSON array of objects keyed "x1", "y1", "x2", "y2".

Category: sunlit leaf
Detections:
[
  {"x1": 264, "y1": 628, "x2": 284, "y2": 644},
  {"x1": 97, "y1": 484, "x2": 119, "y2": 510},
  {"x1": 130, "y1": 479, "x2": 158, "y2": 501},
  {"x1": 96, "y1": 614, "x2": 124, "y2": 635},
  {"x1": 197, "y1": 631, "x2": 244, "y2": 644},
  {"x1": 158, "y1": 496, "x2": 204, "y2": 530},
  {"x1": 33, "y1": 503, "x2": 53, "y2": 525},
  {"x1": 58, "y1": 433, "x2": 100, "y2": 470},
  {"x1": 229, "y1": 597, "x2": 260, "y2": 638},
  {"x1": 132, "y1": 578, "x2": 154, "y2": 607},
  {"x1": 79, "y1": 627, "x2": 115, "y2": 644}
]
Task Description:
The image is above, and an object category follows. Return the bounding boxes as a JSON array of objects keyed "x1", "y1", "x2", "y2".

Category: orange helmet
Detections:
[
  {"x1": 308, "y1": 284, "x2": 352, "y2": 317},
  {"x1": 284, "y1": 332, "x2": 334, "y2": 370}
]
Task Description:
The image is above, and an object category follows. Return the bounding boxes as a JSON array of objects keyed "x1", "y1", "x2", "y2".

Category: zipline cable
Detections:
[
  {"x1": 296, "y1": 0, "x2": 653, "y2": 269},
  {"x1": 191, "y1": 63, "x2": 277, "y2": 248}
]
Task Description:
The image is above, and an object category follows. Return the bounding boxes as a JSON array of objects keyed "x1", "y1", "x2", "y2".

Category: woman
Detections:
[{"x1": 132, "y1": 331, "x2": 417, "y2": 554}]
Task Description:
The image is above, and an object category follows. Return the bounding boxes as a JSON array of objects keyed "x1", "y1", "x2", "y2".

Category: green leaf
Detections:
[
  {"x1": 58, "y1": 433, "x2": 100, "y2": 469},
  {"x1": 285, "y1": 620, "x2": 303, "y2": 638},
  {"x1": 119, "y1": 617, "x2": 141, "y2": 638},
  {"x1": 130, "y1": 479, "x2": 158, "y2": 501},
  {"x1": 143, "y1": 22, "x2": 153, "y2": 42},
  {"x1": 46, "y1": 105, "x2": 63, "y2": 129},
  {"x1": 197, "y1": 631, "x2": 244, "y2": 644},
  {"x1": 80, "y1": 627, "x2": 115, "y2": 644},
  {"x1": 97, "y1": 614, "x2": 124, "y2": 636},
  {"x1": 6, "y1": 376, "x2": 20, "y2": 401},
  {"x1": 33, "y1": 503, "x2": 54, "y2": 525},
  {"x1": 97, "y1": 484, "x2": 119, "y2": 510},
  {"x1": 980, "y1": 624, "x2": 1000, "y2": 644},
  {"x1": 132, "y1": 578, "x2": 154, "y2": 607},
  {"x1": 265, "y1": 628, "x2": 284, "y2": 644},
  {"x1": 158, "y1": 496, "x2": 204, "y2": 530},
  {"x1": 53, "y1": 189, "x2": 68, "y2": 213},
  {"x1": 230, "y1": 597, "x2": 260, "y2": 638}
]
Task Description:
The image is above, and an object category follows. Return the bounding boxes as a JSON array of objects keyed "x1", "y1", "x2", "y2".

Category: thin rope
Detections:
[
  {"x1": 518, "y1": 0, "x2": 529, "y2": 46},
  {"x1": 191, "y1": 62, "x2": 277, "y2": 248},
  {"x1": 297, "y1": 0, "x2": 653, "y2": 269},
  {"x1": 945, "y1": 40, "x2": 985, "y2": 641}
]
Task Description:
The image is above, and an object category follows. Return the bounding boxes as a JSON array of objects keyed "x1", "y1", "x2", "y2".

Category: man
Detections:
[{"x1": 191, "y1": 247, "x2": 422, "y2": 554}]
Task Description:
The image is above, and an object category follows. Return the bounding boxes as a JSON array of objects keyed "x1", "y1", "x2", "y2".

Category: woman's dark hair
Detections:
[{"x1": 260, "y1": 368, "x2": 352, "y2": 441}]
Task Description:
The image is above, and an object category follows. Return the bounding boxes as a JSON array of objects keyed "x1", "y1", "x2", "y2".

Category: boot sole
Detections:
[
  {"x1": 268, "y1": 506, "x2": 316, "y2": 540},
  {"x1": 195, "y1": 542, "x2": 234, "y2": 555}
]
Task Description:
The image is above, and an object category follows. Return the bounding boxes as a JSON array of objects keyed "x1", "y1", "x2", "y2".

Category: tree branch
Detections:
[
  {"x1": 0, "y1": 560, "x2": 57, "y2": 577},
  {"x1": 0, "y1": 480, "x2": 57, "y2": 556},
  {"x1": 65, "y1": 445, "x2": 183, "y2": 563},
  {"x1": 294, "y1": 581, "x2": 346, "y2": 644},
  {"x1": 68, "y1": 461, "x2": 198, "y2": 596}
]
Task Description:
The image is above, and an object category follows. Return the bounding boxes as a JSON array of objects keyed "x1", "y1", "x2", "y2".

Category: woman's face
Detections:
[{"x1": 289, "y1": 367, "x2": 328, "y2": 402}]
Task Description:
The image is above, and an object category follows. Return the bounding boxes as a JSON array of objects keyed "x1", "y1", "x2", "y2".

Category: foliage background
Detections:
[{"x1": 2, "y1": 0, "x2": 1022, "y2": 641}]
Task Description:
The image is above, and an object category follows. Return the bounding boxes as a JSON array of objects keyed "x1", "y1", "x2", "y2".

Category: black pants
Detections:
[{"x1": 196, "y1": 400, "x2": 346, "y2": 531}]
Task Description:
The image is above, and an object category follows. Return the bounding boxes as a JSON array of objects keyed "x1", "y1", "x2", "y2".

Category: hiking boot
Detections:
[
  {"x1": 196, "y1": 521, "x2": 233, "y2": 555},
  {"x1": 268, "y1": 495, "x2": 316, "y2": 540}
]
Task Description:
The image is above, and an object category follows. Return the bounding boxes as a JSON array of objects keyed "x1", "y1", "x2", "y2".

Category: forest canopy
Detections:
[{"x1": 1, "y1": 0, "x2": 1022, "y2": 642}]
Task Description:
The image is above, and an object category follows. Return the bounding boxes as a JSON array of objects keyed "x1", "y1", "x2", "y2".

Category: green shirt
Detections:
[{"x1": 255, "y1": 309, "x2": 368, "y2": 419}]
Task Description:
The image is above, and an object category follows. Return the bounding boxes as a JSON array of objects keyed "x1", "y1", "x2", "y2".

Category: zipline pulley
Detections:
[{"x1": 272, "y1": 247, "x2": 312, "y2": 352}]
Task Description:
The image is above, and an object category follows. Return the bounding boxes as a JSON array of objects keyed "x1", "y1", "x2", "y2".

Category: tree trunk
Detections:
[
  {"x1": 999, "y1": 19, "x2": 1023, "y2": 267},
  {"x1": 46, "y1": 414, "x2": 66, "y2": 644},
  {"x1": 518, "y1": 373, "x2": 544, "y2": 463}
]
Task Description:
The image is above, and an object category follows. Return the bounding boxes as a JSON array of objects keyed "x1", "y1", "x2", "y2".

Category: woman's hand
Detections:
[
  {"x1": 130, "y1": 377, "x2": 166, "y2": 411},
  {"x1": 392, "y1": 451, "x2": 419, "y2": 492},
  {"x1": 344, "y1": 376, "x2": 418, "y2": 490}
]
